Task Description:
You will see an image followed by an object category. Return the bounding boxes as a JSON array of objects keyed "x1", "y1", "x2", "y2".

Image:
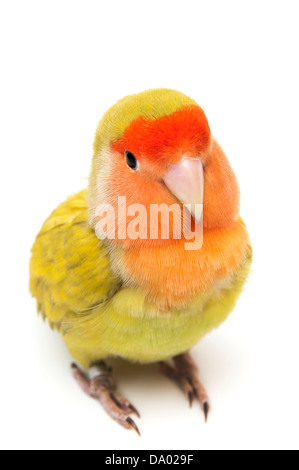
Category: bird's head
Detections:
[{"x1": 88, "y1": 89, "x2": 240, "y2": 248}]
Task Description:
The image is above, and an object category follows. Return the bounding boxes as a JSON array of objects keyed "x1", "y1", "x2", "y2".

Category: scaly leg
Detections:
[
  {"x1": 72, "y1": 362, "x2": 140, "y2": 435},
  {"x1": 159, "y1": 352, "x2": 210, "y2": 422}
]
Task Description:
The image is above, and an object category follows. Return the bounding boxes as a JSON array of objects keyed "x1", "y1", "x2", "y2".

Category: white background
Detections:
[{"x1": 0, "y1": 0, "x2": 298, "y2": 451}]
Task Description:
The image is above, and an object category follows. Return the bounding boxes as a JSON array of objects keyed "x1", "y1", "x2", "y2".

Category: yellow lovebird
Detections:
[{"x1": 30, "y1": 89, "x2": 252, "y2": 434}]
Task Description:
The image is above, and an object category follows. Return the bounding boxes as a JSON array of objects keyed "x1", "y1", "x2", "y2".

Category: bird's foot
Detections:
[
  {"x1": 159, "y1": 352, "x2": 210, "y2": 422},
  {"x1": 72, "y1": 362, "x2": 140, "y2": 435}
]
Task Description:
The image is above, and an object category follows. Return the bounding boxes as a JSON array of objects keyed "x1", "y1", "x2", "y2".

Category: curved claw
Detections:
[
  {"x1": 128, "y1": 404, "x2": 141, "y2": 418},
  {"x1": 203, "y1": 401, "x2": 210, "y2": 423},
  {"x1": 126, "y1": 417, "x2": 141, "y2": 436},
  {"x1": 110, "y1": 392, "x2": 141, "y2": 418}
]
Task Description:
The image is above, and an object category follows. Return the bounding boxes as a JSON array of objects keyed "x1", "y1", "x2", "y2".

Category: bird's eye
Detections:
[{"x1": 125, "y1": 150, "x2": 139, "y2": 171}]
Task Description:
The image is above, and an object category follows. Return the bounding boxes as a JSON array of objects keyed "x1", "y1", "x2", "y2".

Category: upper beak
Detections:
[{"x1": 163, "y1": 158, "x2": 204, "y2": 223}]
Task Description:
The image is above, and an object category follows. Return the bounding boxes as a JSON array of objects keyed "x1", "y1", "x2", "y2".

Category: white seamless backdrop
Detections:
[{"x1": 0, "y1": 0, "x2": 298, "y2": 450}]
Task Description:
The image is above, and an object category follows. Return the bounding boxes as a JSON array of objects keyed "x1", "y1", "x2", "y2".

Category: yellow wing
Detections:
[{"x1": 30, "y1": 190, "x2": 121, "y2": 330}]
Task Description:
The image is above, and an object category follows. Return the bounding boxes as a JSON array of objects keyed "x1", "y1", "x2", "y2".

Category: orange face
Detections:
[{"x1": 101, "y1": 104, "x2": 239, "y2": 248}]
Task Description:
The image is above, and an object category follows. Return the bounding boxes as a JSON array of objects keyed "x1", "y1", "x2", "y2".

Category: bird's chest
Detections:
[{"x1": 109, "y1": 220, "x2": 250, "y2": 310}]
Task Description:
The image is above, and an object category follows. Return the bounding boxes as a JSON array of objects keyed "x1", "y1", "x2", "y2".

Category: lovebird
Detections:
[{"x1": 30, "y1": 89, "x2": 252, "y2": 434}]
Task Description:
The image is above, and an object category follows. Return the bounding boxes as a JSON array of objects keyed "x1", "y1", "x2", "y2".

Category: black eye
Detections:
[{"x1": 125, "y1": 150, "x2": 138, "y2": 171}]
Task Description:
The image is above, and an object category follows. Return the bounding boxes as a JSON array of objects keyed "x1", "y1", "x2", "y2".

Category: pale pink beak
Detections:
[{"x1": 163, "y1": 158, "x2": 204, "y2": 223}]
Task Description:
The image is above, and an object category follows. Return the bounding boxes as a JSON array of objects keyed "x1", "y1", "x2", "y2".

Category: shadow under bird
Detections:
[{"x1": 30, "y1": 88, "x2": 252, "y2": 435}]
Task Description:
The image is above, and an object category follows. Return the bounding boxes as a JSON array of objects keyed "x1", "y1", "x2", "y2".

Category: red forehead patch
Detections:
[{"x1": 111, "y1": 104, "x2": 211, "y2": 164}]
